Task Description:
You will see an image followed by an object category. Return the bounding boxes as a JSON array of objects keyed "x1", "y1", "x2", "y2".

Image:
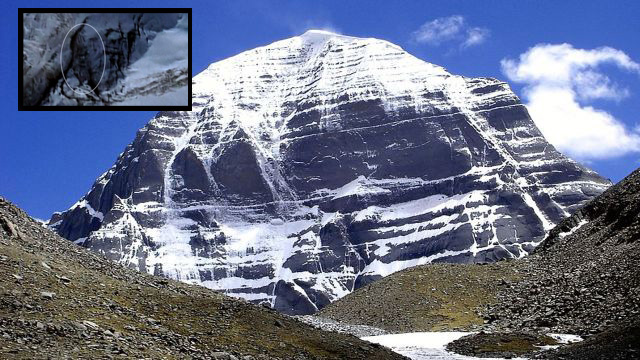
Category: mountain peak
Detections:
[
  {"x1": 297, "y1": 29, "x2": 360, "y2": 48},
  {"x1": 301, "y1": 29, "x2": 342, "y2": 37},
  {"x1": 51, "y1": 29, "x2": 610, "y2": 315}
]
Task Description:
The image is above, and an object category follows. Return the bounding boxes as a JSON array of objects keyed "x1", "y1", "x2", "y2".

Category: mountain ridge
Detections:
[{"x1": 49, "y1": 31, "x2": 610, "y2": 314}]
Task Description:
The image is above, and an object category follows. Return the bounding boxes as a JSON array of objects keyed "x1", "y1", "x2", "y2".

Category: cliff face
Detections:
[
  {"x1": 22, "y1": 12, "x2": 188, "y2": 106},
  {"x1": 50, "y1": 30, "x2": 609, "y2": 314}
]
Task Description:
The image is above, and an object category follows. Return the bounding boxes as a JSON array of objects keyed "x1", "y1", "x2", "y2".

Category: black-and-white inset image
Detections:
[{"x1": 21, "y1": 11, "x2": 190, "y2": 108}]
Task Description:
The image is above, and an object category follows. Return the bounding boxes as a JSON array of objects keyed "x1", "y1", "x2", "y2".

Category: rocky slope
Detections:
[
  {"x1": 0, "y1": 197, "x2": 403, "y2": 359},
  {"x1": 543, "y1": 317, "x2": 640, "y2": 360},
  {"x1": 485, "y1": 168, "x2": 640, "y2": 335},
  {"x1": 49, "y1": 30, "x2": 609, "y2": 314},
  {"x1": 319, "y1": 262, "x2": 521, "y2": 333},
  {"x1": 22, "y1": 12, "x2": 188, "y2": 106},
  {"x1": 319, "y1": 168, "x2": 640, "y2": 358}
]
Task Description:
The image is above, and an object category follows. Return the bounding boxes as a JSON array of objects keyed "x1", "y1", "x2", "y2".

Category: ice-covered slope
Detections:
[
  {"x1": 22, "y1": 12, "x2": 188, "y2": 106},
  {"x1": 49, "y1": 30, "x2": 609, "y2": 314}
]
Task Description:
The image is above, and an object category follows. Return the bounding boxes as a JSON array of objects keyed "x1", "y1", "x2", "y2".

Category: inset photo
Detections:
[{"x1": 19, "y1": 9, "x2": 191, "y2": 110}]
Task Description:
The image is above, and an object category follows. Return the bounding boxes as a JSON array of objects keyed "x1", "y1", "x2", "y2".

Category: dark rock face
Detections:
[
  {"x1": 22, "y1": 12, "x2": 188, "y2": 106},
  {"x1": 543, "y1": 317, "x2": 640, "y2": 360},
  {"x1": 211, "y1": 138, "x2": 274, "y2": 204},
  {"x1": 50, "y1": 30, "x2": 610, "y2": 314}
]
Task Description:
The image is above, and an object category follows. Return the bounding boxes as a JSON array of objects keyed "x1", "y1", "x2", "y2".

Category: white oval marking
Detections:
[{"x1": 59, "y1": 23, "x2": 106, "y2": 95}]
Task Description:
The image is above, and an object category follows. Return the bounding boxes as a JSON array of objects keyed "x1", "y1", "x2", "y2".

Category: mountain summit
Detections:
[{"x1": 49, "y1": 32, "x2": 609, "y2": 314}]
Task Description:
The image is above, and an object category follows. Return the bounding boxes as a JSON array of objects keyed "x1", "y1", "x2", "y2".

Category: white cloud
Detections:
[
  {"x1": 412, "y1": 15, "x2": 489, "y2": 49},
  {"x1": 501, "y1": 43, "x2": 640, "y2": 160},
  {"x1": 290, "y1": 19, "x2": 342, "y2": 37},
  {"x1": 462, "y1": 27, "x2": 490, "y2": 49},
  {"x1": 412, "y1": 15, "x2": 464, "y2": 45}
]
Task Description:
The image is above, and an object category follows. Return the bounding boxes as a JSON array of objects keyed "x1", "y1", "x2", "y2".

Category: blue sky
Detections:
[{"x1": 1, "y1": 0, "x2": 639, "y2": 219}]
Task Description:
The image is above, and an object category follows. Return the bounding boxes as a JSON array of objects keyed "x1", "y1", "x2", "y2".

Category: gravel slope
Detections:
[
  {"x1": 319, "y1": 262, "x2": 521, "y2": 333},
  {"x1": 0, "y1": 197, "x2": 404, "y2": 359},
  {"x1": 543, "y1": 317, "x2": 640, "y2": 359},
  {"x1": 318, "y1": 168, "x2": 640, "y2": 359},
  {"x1": 485, "y1": 168, "x2": 640, "y2": 335}
]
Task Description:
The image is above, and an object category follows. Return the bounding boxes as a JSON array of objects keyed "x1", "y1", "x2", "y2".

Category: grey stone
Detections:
[
  {"x1": 82, "y1": 321, "x2": 100, "y2": 330},
  {"x1": 40, "y1": 291, "x2": 55, "y2": 300},
  {"x1": 211, "y1": 352, "x2": 239, "y2": 360}
]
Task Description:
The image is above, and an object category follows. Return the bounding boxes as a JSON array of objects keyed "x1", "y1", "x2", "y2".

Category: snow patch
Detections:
[
  {"x1": 558, "y1": 219, "x2": 589, "y2": 238},
  {"x1": 362, "y1": 332, "x2": 524, "y2": 360},
  {"x1": 70, "y1": 199, "x2": 104, "y2": 221}
]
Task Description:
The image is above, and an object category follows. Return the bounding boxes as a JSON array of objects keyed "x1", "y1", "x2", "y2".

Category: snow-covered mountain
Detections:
[
  {"x1": 22, "y1": 12, "x2": 188, "y2": 106},
  {"x1": 49, "y1": 30, "x2": 610, "y2": 314}
]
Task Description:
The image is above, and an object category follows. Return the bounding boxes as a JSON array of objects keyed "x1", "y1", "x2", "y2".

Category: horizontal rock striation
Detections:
[{"x1": 50, "y1": 30, "x2": 609, "y2": 314}]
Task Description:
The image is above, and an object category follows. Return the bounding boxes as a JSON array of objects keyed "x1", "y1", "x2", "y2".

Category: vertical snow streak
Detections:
[
  {"x1": 444, "y1": 75, "x2": 555, "y2": 237},
  {"x1": 52, "y1": 31, "x2": 610, "y2": 313}
]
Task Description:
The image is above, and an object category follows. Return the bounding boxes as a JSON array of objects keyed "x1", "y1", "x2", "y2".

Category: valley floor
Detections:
[
  {"x1": 363, "y1": 332, "x2": 521, "y2": 360},
  {"x1": 298, "y1": 316, "x2": 582, "y2": 360}
]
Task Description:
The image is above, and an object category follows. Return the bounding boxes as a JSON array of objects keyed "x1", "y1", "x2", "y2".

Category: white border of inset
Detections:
[{"x1": 59, "y1": 23, "x2": 106, "y2": 95}]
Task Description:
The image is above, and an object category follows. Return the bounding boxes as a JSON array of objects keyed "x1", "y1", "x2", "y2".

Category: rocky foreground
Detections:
[
  {"x1": 319, "y1": 168, "x2": 640, "y2": 359},
  {"x1": 0, "y1": 197, "x2": 403, "y2": 359},
  {"x1": 484, "y1": 168, "x2": 640, "y2": 336}
]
